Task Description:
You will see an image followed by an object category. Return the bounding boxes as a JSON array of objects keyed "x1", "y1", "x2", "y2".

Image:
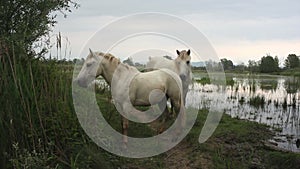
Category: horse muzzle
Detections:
[
  {"x1": 179, "y1": 74, "x2": 187, "y2": 81},
  {"x1": 73, "y1": 78, "x2": 88, "y2": 88}
]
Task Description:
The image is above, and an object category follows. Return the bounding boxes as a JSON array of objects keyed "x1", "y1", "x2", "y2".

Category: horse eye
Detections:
[
  {"x1": 86, "y1": 63, "x2": 92, "y2": 67},
  {"x1": 186, "y1": 61, "x2": 190, "y2": 65}
]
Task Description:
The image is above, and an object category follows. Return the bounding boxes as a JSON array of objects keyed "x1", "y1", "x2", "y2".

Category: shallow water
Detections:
[{"x1": 187, "y1": 74, "x2": 300, "y2": 152}]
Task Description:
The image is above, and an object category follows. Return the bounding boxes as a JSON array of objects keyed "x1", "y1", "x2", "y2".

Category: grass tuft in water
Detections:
[{"x1": 249, "y1": 95, "x2": 265, "y2": 108}]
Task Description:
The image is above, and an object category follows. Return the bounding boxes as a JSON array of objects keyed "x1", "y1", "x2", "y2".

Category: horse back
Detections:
[{"x1": 146, "y1": 57, "x2": 178, "y2": 74}]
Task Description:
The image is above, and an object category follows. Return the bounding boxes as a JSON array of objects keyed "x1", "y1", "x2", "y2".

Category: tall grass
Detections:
[
  {"x1": 0, "y1": 45, "x2": 89, "y2": 168},
  {"x1": 249, "y1": 95, "x2": 265, "y2": 108}
]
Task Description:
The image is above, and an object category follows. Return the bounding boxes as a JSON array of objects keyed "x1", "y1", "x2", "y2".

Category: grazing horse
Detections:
[
  {"x1": 74, "y1": 49, "x2": 185, "y2": 147},
  {"x1": 146, "y1": 49, "x2": 193, "y2": 105}
]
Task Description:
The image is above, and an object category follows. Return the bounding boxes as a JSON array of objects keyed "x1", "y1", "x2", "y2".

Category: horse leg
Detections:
[
  {"x1": 171, "y1": 98, "x2": 185, "y2": 136},
  {"x1": 156, "y1": 98, "x2": 170, "y2": 133},
  {"x1": 160, "y1": 95, "x2": 175, "y2": 122},
  {"x1": 157, "y1": 106, "x2": 171, "y2": 134},
  {"x1": 182, "y1": 84, "x2": 188, "y2": 106},
  {"x1": 121, "y1": 117, "x2": 129, "y2": 148},
  {"x1": 157, "y1": 99, "x2": 169, "y2": 121}
]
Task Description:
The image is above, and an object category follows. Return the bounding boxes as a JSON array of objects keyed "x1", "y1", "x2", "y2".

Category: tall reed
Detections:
[{"x1": 0, "y1": 43, "x2": 87, "y2": 168}]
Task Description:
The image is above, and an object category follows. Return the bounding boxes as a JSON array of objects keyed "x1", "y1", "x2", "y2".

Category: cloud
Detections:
[
  {"x1": 50, "y1": 0, "x2": 300, "y2": 63},
  {"x1": 183, "y1": 14, "x2": 300, "y2": 41},
  {"x1": 214, "y1": 40, "x2": 300, "y2": 64},
  {"x1": 74, "y1": 0, "x2": 300, "y2": 19}
]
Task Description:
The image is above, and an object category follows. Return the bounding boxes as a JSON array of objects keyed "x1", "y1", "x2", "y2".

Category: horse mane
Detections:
[
  {"x1": 98, "y1": 52, "x2": 121, "y2": 65},
  {"x1": 97, "y1": 52, "x2": 134, "y2": 70}
]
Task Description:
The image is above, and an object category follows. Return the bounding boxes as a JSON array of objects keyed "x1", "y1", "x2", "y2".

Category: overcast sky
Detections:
[{"x1": 51, "y1": 0, "x2": 300, "y2": 64}]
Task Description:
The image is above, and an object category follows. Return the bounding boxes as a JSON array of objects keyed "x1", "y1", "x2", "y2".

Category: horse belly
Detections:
[{"x1": 130, "y1": 76, "x2": 166, "y2": 106}]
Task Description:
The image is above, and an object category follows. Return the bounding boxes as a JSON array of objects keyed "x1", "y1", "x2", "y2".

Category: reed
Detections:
[
  {"x1": 0, "y1": 46, "x2": 89, "y2": 168},
  {"x1": 249, "y1": 95, "x2": 265, "y2": 108}
]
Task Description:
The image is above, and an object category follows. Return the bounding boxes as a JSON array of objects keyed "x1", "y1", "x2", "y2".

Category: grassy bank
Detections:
[
  {"x1": 183, "y1": 110, "x2": 300, "y2": 169},
  {"x1": 192, "y1": 68, "x2": 300, "y2": 77},
  {"x1": 279, "y1": 68, "x2": 300, "y2": 77}
]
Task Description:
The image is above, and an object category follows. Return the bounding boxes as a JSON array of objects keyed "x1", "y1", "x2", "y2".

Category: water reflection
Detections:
[{"x1": 187, "y1": 75, "x2": 300, "y2": 152}]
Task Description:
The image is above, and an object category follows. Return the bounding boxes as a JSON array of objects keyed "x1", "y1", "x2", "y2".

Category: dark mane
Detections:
[
  {"x1": 98, "y1": 52, "x2": 121, "y2": 64},
  {"x1": 96, "y1": 52, "x2": 133, "y2": 70}
]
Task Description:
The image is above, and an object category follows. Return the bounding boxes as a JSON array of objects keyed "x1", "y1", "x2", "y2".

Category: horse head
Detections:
[
  {"x1": 75, "y1": 49, "x2": 123, "y2": 87},
  {"x1": 175, "y1": 49, "x2": 192, "y2": 82},
  {"x1": 74, "y1": 49, "x2": 103, "y2": 87}
]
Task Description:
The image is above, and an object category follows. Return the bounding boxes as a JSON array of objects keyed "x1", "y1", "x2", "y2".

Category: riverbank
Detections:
[{"x1": 192, "y1": 68, "x2": 300, "y2": 77}]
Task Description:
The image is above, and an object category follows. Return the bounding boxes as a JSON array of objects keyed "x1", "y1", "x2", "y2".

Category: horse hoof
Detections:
[{"x1": 157, "y1": 126, "x2": 165, "y2": 134}]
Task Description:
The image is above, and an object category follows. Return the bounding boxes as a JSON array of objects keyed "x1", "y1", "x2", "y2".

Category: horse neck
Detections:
[
  {"x1": 101, "y1": 62, "x2": 136, "y2": 86},
  {"x1": 173, "y1": 58, "x2": 181, "y2": 73},
  {"x1": 101, "y1": 62, "x2": 118, "y2": 86}
]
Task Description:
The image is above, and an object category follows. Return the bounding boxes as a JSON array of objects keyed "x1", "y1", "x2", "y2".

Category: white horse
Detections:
[
  {"x1": 146, "y1": 50, "x2": 192, "y2": 105},
  {"x1": 75, "y1": 49, "x2": 185, "y2": 146}
]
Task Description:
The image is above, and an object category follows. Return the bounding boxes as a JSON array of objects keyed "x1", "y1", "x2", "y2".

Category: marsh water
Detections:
[{"x1": 187, "y1": 73, "x2": 300, "y2": 152}]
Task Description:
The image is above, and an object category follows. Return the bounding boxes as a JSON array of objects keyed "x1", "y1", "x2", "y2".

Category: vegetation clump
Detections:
[
  {"x1": 249, "y1": 95, "x2": 265, "y2": 108},
  {"x1": 195, "y1": 77, "x2": 211, "y2": 85}
]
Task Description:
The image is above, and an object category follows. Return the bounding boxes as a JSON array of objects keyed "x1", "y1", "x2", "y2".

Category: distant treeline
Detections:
[
  {"x1": 120, "y1": 54, "x2": 300, "y2": 74},
  {"x1": 193, "y1": 54, "x2": 300, "y2": 74}
]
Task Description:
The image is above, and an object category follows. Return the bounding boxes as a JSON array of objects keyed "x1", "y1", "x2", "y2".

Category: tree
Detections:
[
  {"x1": 0, "y1": 1, "x2": 78, "y2": 168},
  {"x1": 248, "y1": 60, "x2": 259, "y2": 73},
  {"x1": 0, "y1": 0, "x2": 79, "y2": 59},
  {"x1": 205, "y1": 59, "x2": 222, "y2": 71},
  {"x1": 220, "y1": 58, "x2": 234, "y2": 70},
  {"x1": 274, "y1": 56, "x2": 279, "y2": 69},
  {"x1": 259, "y1": 55, "x2": 279, "y2": 73},
  {"x1": 123, "y1": 57, "x2": 134, "y2": 66},
  {"x1": 284, "y1": 54, "x2": 300, "y2": 69},
  {"x1": 235, "y1": 63, "x2": 246, "y2": 72}
]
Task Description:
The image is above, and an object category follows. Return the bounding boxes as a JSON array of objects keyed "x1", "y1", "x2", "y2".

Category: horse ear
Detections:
[
  {"x1": 176, "y1": 50, "x2": 180, "y2": 55},
  {"x1": 89, "y1": 48, "x2": 94, "y2": 57},
  {"x1": 187, "y1": 49, "x2": 191, "y2": 55}
]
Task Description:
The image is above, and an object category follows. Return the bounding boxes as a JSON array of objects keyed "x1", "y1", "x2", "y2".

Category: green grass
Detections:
[
  {"x1": 264, "y1": 151, "x2": 300, "y2": 169},
  {"x1": 280, "y1": 68, "x2": 300, "y2": 77},
  {"x1": 195, "y1": 77, "x2": 211, "y2": 85},
  {"x1": 193, "y1": 70, "x2": 236, "y2": 87},
  {"x1": 182, "y1": 109, "x2": 300, "y2": 169},
  {"x1": 0, "y1": 56, "x2": 89, "y2": 168}
]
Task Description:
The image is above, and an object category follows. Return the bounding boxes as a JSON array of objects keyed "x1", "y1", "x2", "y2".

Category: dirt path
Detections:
[
  {"x1": 147, "y1": 118, "x2": 213, "y2": 169},
  {"x1": 164, "y1": 141, "x2": 212, "y2": 169}
]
